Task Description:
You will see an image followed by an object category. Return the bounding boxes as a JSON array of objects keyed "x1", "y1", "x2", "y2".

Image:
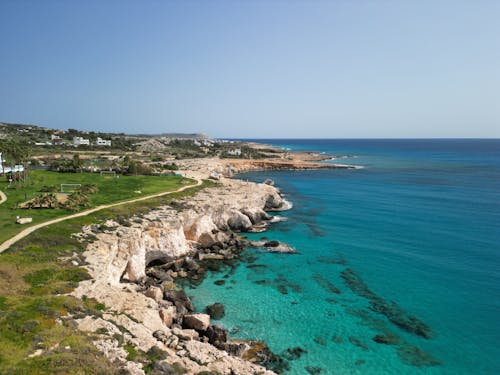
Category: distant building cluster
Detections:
[
  {"x1": 227, "y1": 148, "x2": 242, "y2": 156},
  {"x1": 73, "y1": 136, "x2": 90, "y2": 146},
  {"x1": 0, "y1": 152, "x2": 24, "y2": 175},
  {"x1": 95, "y1": 137, "x2": 111, "y2": 146},
  {"x1": 193, "y1": 139, "x2": 215, "y2": 147},
  {"x1": 73, "y1": 136, "x2": 111, "y2": 147}
]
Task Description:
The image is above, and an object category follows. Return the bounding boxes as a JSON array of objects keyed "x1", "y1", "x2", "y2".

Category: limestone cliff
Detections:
[{"x1": 72, "y1": 178, "x2": 290, "y2": 374}]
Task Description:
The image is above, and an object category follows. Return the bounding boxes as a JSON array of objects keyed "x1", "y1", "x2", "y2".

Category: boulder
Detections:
[
  {"x1": 184, "y1": 215, "x2": 218, "y2": 242},
  {"x1": 164, "y1": 290, "x2": 194, "y2": 314},
  {"x1": 183, "y1": 313, "x2": 210, "y2": 331},
  {"x1": 263, "y1": 179, "x2": 275, "y2": 186},
  {"x1": 172, "y1": 327, "x2": 199, "y2": 341},
  {"x1": 264, "y1": 240, "x2": 280, "y2": 247},
  {"x1": 241, "y1": 208, "x2": 271, "y2": 224},
  {"x1": 144, "y1": 286, "x2": 163, "y2": 302},
  {"x1": 204, "y1": 325, "x2": 228, "y2": 347},
  {"x1": 266, "y1": 242, "x2": 297, "y2": 254},
  {"x1": 264, "y1": 194, "x2": 283, "y2": 210},
  {"x1": 227, "y1": 210, "x2": 253, "y2": 232},
  {"x1": 206, "y1": 303, "x2": 225, "y2": 320},
  {"x1": 159, "y1": 306, "x2": 176, "y2": 328}
]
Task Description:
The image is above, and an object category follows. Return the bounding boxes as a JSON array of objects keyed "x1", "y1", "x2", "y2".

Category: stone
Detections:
[
  {"x1": 184, "y1": 258, "x2": 200, "y2": 272},
  {"x1": 161, "y1": 280, "x2": 177, "y2": 292},
  {"x1": 183, "y1": 313, "x2": 210, "y2": 331},
  {"x1": 264, "y1": 240, "x2": 280, "y2": 247},
  {"x1": 263, "y1": 178, "x2": 275, "y2": 186},
  {"x1": 240, "y1": 340, "x2": 290, "y2": 373},
  {"x1": 144, "y1": 286, "x2": 163, "y2": 302},
  {"x1": 206, "y1": 303, "x2": 225, "y2": 320},
  {"x1": 204, "y1": 325, "x2": 228, "y2": 347},
  {"x1": 164, "y1": 290, "x2": 194, "y2": 314},
  {"x1": 265, "y1": 242, "x2": 297, "y2": 254},
  {"x1": 241, "y1": 208, "x2": 270, "y2": 224},
  {"x1": 159, "y1": 306, "x2": 176, "y2": 328},
  {"x1": 227, "y1": 210, "x2": 253, "y2": 232},
  {"x1": 153, "y1": 330, "x2": 168, "y2": 343},
  {"x1": 16, "y1": 217, "x2": 33, "y2": 224},
  {"x1": 172, "y1": 327, "x2": 199, "y2": 341}
]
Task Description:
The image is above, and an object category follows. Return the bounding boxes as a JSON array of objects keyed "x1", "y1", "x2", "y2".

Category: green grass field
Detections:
[
  {"x1": 0, "y1": 170, "x2": 191, "y2": 244},
  {"x1": 0, "y1": 179, "x2": 213, "y2": 373}
]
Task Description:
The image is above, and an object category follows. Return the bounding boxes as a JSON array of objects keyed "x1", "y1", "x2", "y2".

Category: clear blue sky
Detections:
[{"x1": 0, "y1": 0, "x2": 498, "y2": 138}]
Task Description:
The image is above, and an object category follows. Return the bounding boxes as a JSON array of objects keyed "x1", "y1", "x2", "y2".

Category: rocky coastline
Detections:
[{"x1": 71, "y1": 177, "x2": 296, "y2": 374}]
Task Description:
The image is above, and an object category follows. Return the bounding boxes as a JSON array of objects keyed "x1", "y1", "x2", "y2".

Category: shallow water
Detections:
[{"x1": 186, "y1": 139, "x2": 500, "y2": 374}]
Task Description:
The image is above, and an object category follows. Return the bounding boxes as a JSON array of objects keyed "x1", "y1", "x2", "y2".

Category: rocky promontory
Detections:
[{"x1": 72, "y1": 177, "x2": 294, "y2": 374}]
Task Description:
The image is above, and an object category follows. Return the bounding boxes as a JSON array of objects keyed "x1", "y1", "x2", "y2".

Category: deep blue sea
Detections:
[{"x1": 187, "y1": 139, "x2": 500, "y2": 374}]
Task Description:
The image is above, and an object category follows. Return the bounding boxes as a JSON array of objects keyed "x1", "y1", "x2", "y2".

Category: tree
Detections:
[{"x1": 72, "y1": 154, "x2": 83, "y2": 172}]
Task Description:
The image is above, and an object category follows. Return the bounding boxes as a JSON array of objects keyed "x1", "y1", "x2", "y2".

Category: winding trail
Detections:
[
  {"x1": 0, "y1": 190, "x2": 6, "y2": 205},
  {"x1": 0, "y1": 178, "x2": 202, "y2": 254}
]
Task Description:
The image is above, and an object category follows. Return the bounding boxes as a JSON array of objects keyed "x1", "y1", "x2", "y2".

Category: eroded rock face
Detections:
[{"x1": 72, "y1": 178, "x2": 286, "y2": 375}]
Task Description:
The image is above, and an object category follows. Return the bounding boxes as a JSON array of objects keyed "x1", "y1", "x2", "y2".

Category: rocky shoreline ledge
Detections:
[{"x1": 71, "y1": 177, "x2": 296, "y2": 374}]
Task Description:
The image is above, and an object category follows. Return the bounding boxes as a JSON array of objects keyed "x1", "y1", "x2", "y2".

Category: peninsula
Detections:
[{"x1": 0, "y1": 122, "x2": 350, "y2": 374}]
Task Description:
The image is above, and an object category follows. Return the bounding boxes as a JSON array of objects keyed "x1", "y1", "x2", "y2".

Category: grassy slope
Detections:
[
  {"x1": 0, "y1": 180, "x2": 214, "y2": 374},
  {"x1": 0, "y1": 170, "x2": 189, "y2": 244}
]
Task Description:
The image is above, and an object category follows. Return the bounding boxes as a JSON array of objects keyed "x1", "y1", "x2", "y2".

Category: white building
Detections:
[
  {"x1": 51, "y1": 134, "x2": 64, "y2": 144},
  {"x1": 227, "y1": 148, "x2": 242, "y2": 156},
  {"x1": 73, "y1": 136, "x2": 90, "y2": 146},
  {"x1": 0, "y1": 152, "x2": 24, "y2": 175},
  {"x1": 95, "y1": 137, "x2": 111, "y2": 146}
]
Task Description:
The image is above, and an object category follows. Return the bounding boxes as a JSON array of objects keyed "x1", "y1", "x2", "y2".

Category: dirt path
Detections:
[
  {"x1": 0, "y1": 190, "x2": 6, "y2": 205},
  {"x1": 0, "y1": 179, "x2": 202, "y2": 254}
]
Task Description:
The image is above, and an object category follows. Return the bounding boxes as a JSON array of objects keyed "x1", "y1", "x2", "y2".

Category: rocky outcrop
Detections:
[{"x1": 72, "y1": 178, "x2": 290, "y2": 374}]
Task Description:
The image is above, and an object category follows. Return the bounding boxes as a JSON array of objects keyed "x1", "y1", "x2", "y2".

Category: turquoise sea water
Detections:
[{"x1": 186, "y1": 139, "x2": 500, "y2": 374}]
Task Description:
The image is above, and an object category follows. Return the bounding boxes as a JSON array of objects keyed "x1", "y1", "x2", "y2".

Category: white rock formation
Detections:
[{"x1": 72, "y1": 178, "x2": 286, "y2": 374}]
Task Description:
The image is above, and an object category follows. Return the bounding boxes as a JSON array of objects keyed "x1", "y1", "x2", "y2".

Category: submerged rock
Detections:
[
  {"x1": 349, "y1": 337, "x2": 369, "y2": 351},
  {"x1": 240, "y1": 340, "x2": 290, "y2": 373},
  {"x1": 373, "y1": 334, "x2": 400, "y2": 345},
  {"x1": 316, "y1": 255, "x2": 347, "y2": 265},
  {"x1": 305, "y1": 366, "x2": 323, "y2": 374},
  {"x1": 313, "y1": 274, "x2": 341, "y2": 294},
  {"x1": 332, "y1": 335, "x2": 343, "y2": 344},
  {"x1": 204, "y1": 325, "x2": 228, "y2": 347},
  {"x1": 397, "y1": 344, "x2": 441, "y2": 367},
  {"x1": 206, "y1": 303, "x2": 225, "y2": 320},
  {"x1": 282, "y1": 347, "x2": 307, "y2": 361},
  {"x1": 314, "y1": 336, "x2": 327, "y2": 346},
  {"x1": 341, "y1": 268, "x2": 434, "y2": 339}
]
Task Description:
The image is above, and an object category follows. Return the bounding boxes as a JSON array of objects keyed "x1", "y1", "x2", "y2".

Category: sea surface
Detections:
[{"x1": 186, "y1": 139, "x2": 500, "y2": 374}]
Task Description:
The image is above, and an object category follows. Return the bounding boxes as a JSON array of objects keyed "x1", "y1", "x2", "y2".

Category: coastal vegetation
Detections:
[
  {"x1": 0, "y1": 170, "x2": 189, "y2": 244},
  {"x1": 0, "y1": 180, "x2": 213, "y2": 373}
]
